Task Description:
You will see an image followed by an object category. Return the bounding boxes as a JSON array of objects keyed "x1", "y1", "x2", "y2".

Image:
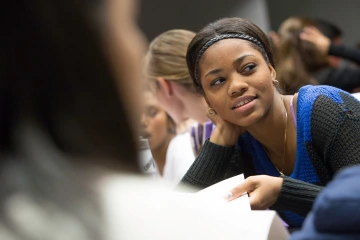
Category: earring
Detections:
[
  {"x1": 168, "y1": 125, "x2": 176, "y2": 134},
  {"x1": 273, "y1": 79, "x2": 279, "y2": 85},
  {"x1": 208, "y1": 108, "x2": 216, "y2": 115}
]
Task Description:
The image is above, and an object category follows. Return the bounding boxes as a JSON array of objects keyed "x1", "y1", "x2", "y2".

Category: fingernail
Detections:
[{"x1": 224, "y1": 192, "x2": 232, "y2": 199}]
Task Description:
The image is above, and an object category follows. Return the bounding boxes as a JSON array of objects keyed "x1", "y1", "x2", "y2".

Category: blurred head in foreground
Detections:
[{"x1": 0, "y1": 0, "x2": 146, "y2": 238}]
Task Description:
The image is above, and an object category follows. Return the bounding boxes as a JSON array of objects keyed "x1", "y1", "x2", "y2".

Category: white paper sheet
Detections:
[
  {"x1": 103, "y1": 175, "x2": 289, "y2": 240},
  {"x1": 194, "y1": 174, "x2": 251, "y2": 211}
]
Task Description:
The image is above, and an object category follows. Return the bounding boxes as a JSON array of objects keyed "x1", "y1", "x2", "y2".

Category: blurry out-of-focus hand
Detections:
[
  {"x1": 207, "y1": 108, "x2": 245, "y2": 147},
  {"x1": 300, "y1": 26, "x2": 331, "y2": 55},
  {"x1": 268, "y1": 31, "x2": 280, "y2": 47}
]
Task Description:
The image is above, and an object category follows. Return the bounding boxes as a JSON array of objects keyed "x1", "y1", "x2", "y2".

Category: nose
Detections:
[
  {"x1": 140, "y1": 113, "x2": 148, "y2": 127},
  {"x1": 227, "y1": 74, "x2": 248, "y2": 97}
]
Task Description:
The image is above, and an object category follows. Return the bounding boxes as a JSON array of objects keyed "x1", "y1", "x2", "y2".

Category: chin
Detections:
[
  {"x1": 148, "y1": 141, "x2": 156, "y2": 150},
  {"x1": 230, "y1": 113, "x2": 262, "y2": 128}
]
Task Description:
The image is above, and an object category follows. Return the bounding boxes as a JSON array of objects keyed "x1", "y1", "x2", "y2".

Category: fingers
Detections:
[
  {"x1": 300, "y1": 26, "x2": 326, "y2": 42},
  {"x1": 300, "y1": 26, "x2": 330, "y2": 54},
  {"x1": 268, "y1": 31, "x2": 279, "y2": 46},
  {"x1": 300, "y1": 26, "x2": 321, "y2": 40},
  {"x1": 224, "y1": 176, "x2": 257, "y2": 201},
  {"x1": 300, "y1": 28, "x2": 316, "y2": 42},
  {"x1": 248, "y1": 191, "x2": 263, "y2": 210},
  {"x1": 249, "y1": 176, "x2": 283, "y2": 210}
]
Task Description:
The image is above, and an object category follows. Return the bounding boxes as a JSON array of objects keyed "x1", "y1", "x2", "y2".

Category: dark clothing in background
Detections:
[{"x1": 316, "y1": 43, "x2": 360, "y2": 92}]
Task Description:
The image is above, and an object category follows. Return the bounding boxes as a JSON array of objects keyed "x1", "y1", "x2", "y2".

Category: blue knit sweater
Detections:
[
  {"x1": 181, "y1": 85, "x2": 360, "y2": 228},
  {"x1": 237, "y1": 85, "x2": 333, "y2": 226}
]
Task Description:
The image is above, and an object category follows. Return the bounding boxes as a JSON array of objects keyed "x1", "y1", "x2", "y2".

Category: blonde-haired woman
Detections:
[{"x1": 144, "y1": 29, "x2": 214, "y2": 154}]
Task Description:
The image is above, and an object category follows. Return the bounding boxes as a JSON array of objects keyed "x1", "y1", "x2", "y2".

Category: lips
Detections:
[
  {"x1": 140, "y1": 131, "x2": 150, "y2": 139},
  {"x1": 232, "y1": 96, "x2": 256, "y2": 109}
]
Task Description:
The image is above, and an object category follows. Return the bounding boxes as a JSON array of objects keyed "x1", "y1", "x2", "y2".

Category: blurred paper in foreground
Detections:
[{"x1": 102, "y1": 174, "x2": 290, "y2": 240}]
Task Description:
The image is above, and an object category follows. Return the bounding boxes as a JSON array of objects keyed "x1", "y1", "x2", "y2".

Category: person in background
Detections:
[
  {"x1": 181, "y1": 17, "x2": 360, "y2": 229},
  {"x1": 144, "y1": 29, "x2": 214, "y2": 155},
  {"x1": 275, "y1": 16, "x2": 328, "y2": 94},
  {"x1": 0, "y1": 0, "x2": 146, "y2": 239},
  {"x1": 290, "y1": 164, "x2": 360, "y2": 239},
  {"x1": 314, "y1": 19, "x2": 343, "y2": 69},
  {"x1": 141, "y1": 90, "x2": 194, "y2": 185},
  {"x1": 300, "y1": 25, "x2": 360, "y2": 93}
]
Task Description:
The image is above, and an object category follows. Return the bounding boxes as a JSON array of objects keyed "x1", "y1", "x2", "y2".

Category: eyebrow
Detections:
[{"x1": 204, "y1": 54, "x2": 256, "y2": 79}]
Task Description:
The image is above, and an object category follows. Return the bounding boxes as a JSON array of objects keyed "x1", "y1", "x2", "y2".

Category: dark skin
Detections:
[
  {"x1": 198, "y1": 38, "x2": 299, "y2": 209},
  {"x1": 263, "y1": 95, "x2": 298, "y2": 176}
]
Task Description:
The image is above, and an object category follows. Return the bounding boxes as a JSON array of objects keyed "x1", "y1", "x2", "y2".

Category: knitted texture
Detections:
[
  {"x1": 181, "y1": 85, "x2": 360, "y2": 228},
  {"x1": 181, "y1": 140, "x2": 235, "y2": 189}
]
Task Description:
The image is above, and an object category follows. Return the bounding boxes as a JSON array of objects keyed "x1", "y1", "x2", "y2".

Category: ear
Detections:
[
  {"x1": 157, "y1": 77, "x2": 173, "y2": 97},
  {"x1": 268, "y1": 64, "x2": 276, "y2": 81}
]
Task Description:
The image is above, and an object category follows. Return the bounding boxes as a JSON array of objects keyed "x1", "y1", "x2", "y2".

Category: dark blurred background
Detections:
[{"x1": 139, "y1": 0, "x2": 360, "y2": 46}]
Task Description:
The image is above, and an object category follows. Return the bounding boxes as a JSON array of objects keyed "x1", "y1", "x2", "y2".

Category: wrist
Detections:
[
  {"x1": 273, "y1": 176, "x2": 283, "y2": 201},
  {"x1": 209, "y1": 127, "x2": 238, "y2": 147}
]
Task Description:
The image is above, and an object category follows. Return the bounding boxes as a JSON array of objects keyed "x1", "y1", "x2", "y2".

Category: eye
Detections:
[
  {"x1": 210, "y1": 78, "x2": 226, "y2": 87},
  {"x1": 241, "y1": 63, "x2": 257, "y2": 74},
  {"x1": 147, "y1": 107, "x2": 158, "y2": 117}
]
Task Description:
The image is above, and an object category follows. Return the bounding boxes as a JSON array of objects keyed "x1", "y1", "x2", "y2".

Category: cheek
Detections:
[
  {"x1": 151, "y1": 114, "x2": 169, "y2": 134},
  {"x1": 258, "y1": 80, "x2": 268, "y2": 92},
  {"x1": 204, "y1": 92, "x2": 228, "y2": 117},
  {"x1": 258, "y1": 71, "x2": 273, "y2": 87}
]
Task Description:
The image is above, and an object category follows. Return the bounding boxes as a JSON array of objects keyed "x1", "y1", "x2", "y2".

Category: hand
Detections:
[
  {"x1": 207, "y1": 108, "x2": 245, "y2": 146},
  {"x1": 300, "y1": 26, "x2": 331, "y2": 55},
  {"x1": 268, "y1": 30, "x2": 280, "y2": 47},
  {"x1": 224, "y1": 175, "x2": 283, "y2": 210}
]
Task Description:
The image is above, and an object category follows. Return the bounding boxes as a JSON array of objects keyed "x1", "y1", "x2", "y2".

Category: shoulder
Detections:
[
  {"x1": 297, "y1": 85, "x2": 360, "y2": 119},
  {"x1": 167, "y1": 132, "x2": 194, "y2": 157},
  {"x1": 303, "y1": 85, "x2": 360, "y2": 113},
  {"x1": 298, "y1": 85, "x2": 352, "y2": 106},
  {"x1": 295, "y1": 85, "x2": 360, "y2": 144},
  {"x1": 298, "y1": 86, "x2": 360, "y2": 153},
  {"x1": 170, "y1": 132, "x2": 191, "y2": 144},
  {"x1": 165, "y1": 132, "x2": 195, "y2": 177}
]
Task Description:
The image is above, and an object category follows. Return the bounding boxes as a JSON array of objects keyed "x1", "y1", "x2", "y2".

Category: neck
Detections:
[
  {"x1": 180, "y1": 92, "x2": 209, "y2": 124},
  {"x1": 151, "y1": 135, "x2": 174, "y2": 176},
  {"x1": 246, "y1": 92, "x2": 288, "y2": 157}
]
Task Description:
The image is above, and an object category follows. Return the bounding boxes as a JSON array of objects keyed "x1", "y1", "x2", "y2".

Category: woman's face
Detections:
[
  {"x1": 105, "y1": 0, "x2": 147, "y2": 136},
  {"x1": 141, "y1": 92, "x2": 174, "y2": 151},
  {"x1": 198, "y1": 39, "x2": 276, "y2": 127}
]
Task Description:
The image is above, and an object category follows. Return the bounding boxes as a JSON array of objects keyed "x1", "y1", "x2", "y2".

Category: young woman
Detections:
[
  {"x1": 141, "y1": 91, "x2": 194, "y2": 185},
  {"x1": 144, "y1": 29, "x2": 214, "y2": 154},
  {"x1": 181, "y1": 17, "x2": 360, "y2": 228}
]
